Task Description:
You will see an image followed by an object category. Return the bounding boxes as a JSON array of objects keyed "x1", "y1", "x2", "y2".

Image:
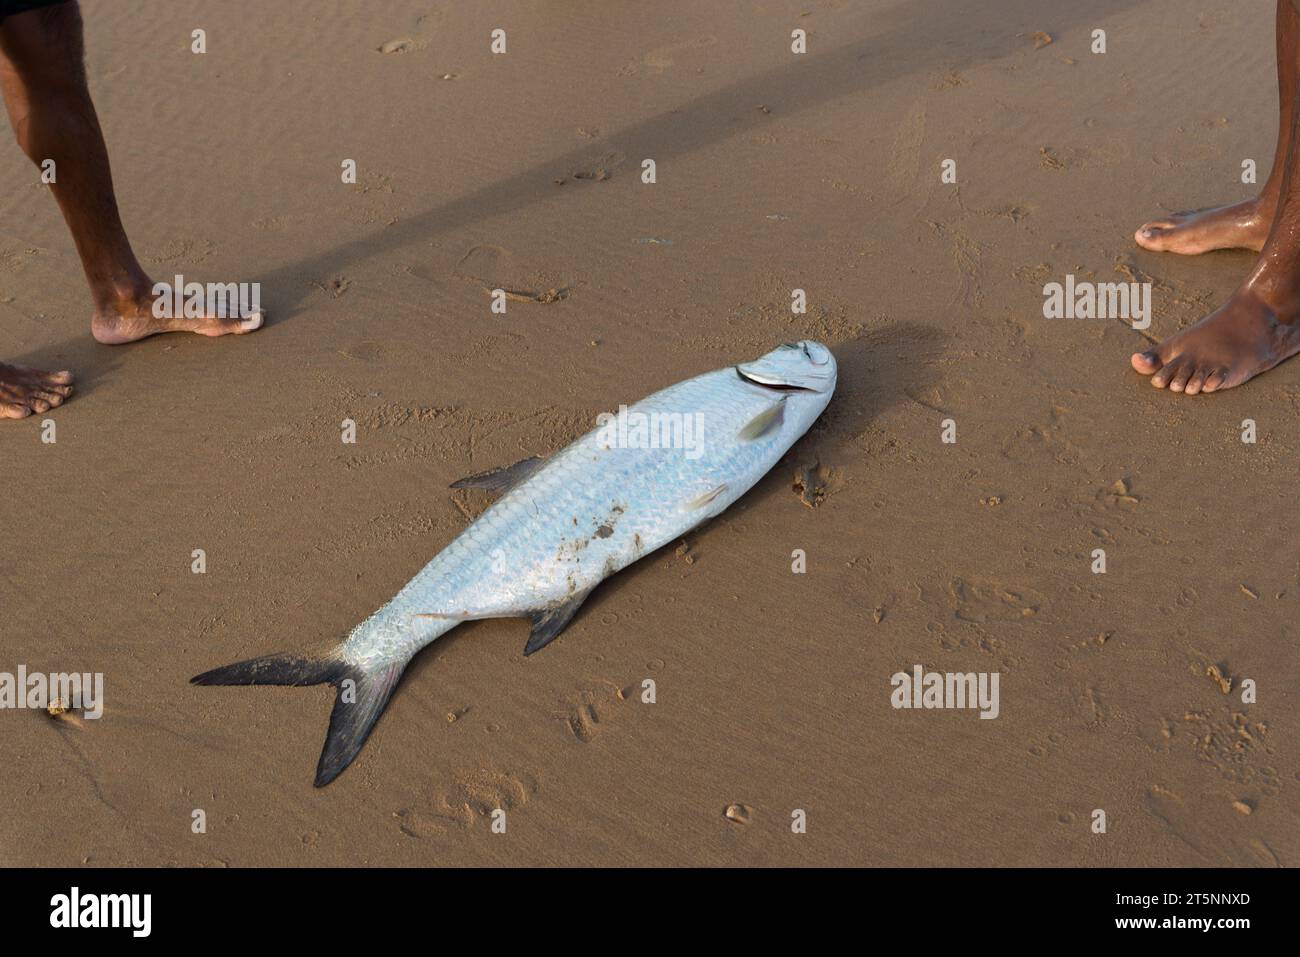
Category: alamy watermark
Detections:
[
  {"x1": 0, "y1": 666, "x2": 104, "y2": 719},
  {"x1": 1043, "y1": 274, "x2": 1151, "y2": 330},
  {"x1": 50, "y1": 887, "x2": 150, "y2": 937},
  {"x1": 890, "y1": 664, "x2": 999, "y2": 719},
  {"x1": 595, "y1": 405, "x2": 705, "y2": 460},
  {"x1": 152, "y1": 274, "x2": 260, "y2": 320}
]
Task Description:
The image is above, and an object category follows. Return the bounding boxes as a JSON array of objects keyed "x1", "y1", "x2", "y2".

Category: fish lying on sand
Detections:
[{"x1": 193, "y1": 341, "x2": 837, "y2": 785}]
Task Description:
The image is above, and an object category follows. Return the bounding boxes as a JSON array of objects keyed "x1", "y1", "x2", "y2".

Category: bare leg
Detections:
[
  {"x1": 0, "y1": 2, "x2": 263, "y2": 350},
  {"x1": 1134, "y1": 0, "x2": 1298, "y2": 255},
  {"x1": 1133, "y1": 37, "x2": 1300, "y2": 392}
]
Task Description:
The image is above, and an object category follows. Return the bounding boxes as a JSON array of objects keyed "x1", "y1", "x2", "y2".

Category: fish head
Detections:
[{"x1": 735, "y1": 340, "x2": 837, "y2": 421}]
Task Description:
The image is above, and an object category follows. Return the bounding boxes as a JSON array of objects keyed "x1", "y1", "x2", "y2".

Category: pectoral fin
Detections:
[
  {"x1": 738, "y1": 397, "x2": 786, "y2": 441},
  {"x1": 524, "y1": 588, "x2": 593, "y2": 656},
  {"x1": 450, "y1": 455, "x2": 545, "y2": 494}
]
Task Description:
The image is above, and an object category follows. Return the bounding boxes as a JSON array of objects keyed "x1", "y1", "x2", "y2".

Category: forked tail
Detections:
[{"x1": 191, "y1": 650, "x2": 410, "y2": 787}]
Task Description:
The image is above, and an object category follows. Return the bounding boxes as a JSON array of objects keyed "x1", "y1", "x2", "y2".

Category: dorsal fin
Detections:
[{"x1": 450, "y1": 456, "x2": 545, "y2": 494}]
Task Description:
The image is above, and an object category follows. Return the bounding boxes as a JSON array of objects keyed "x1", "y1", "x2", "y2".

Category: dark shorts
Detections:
[{"x1": 0, "y1": 0, "x2": 70, "y2": 24}]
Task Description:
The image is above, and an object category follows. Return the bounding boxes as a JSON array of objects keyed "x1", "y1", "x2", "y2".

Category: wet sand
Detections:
[{"x1": 0, "y1": 0, "x2": 1295, "y2": 865}]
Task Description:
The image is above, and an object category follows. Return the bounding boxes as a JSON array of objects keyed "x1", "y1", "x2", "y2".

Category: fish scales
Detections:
[{"x1": 362, "y1": 370, "x2": 800, "y2": 657}]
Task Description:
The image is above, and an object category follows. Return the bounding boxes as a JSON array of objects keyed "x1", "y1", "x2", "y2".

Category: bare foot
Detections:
[
  {"x1": 91, "y1": 291, "x2": 264, "y2": 345},
  {"x1": 0, "y1": 363, "x2": 74, "y2": 418},
  {"x1": 1134, "y1": 198, "x2": 1272, "y2": 255},
  {"x1": 1131, "y1": 287, "x2": 1300, "y2": 394}
]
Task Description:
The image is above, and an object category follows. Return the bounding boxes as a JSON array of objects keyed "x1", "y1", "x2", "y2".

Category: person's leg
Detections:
[
  {"x1": 1133, "y1": 0, "x2": 1298, "y2": 255},
  {"x1": 1133, "y1": 15, "x2": 1300, "y2": 393},
  {"x1": 0, "y1": 1, "x2": 262, "y2": 350},
  {"x1": 0, "y1": 3, "x2": 76, "y2": 416}
]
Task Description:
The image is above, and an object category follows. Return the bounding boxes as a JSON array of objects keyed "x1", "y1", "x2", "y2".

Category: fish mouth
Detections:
[
  {"x1": 735, "y1": 366, "x2": 832, "y2": 393},
  {"x1": 735, "y1": 368, "x2": 819, "y2": 391}
]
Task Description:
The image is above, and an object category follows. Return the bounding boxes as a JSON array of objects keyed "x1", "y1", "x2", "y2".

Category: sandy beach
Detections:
[{"x1": 0, "y1": 0, "x2": 1295, "y2": 866}]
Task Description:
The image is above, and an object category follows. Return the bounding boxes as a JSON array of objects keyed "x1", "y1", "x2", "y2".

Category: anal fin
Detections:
[{"x1": 524, "y1": 588, "x2": 593, "y2": 656}]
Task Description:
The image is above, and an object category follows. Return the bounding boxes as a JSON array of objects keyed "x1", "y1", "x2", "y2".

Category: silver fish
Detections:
[{"x1": 193, "y1": 341, "x2": 837, "y2": 784}]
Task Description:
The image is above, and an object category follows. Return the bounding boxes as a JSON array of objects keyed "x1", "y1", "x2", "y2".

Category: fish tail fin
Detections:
[{"x1": 191, "y1": 649, "x2": 411, "y2": 787}]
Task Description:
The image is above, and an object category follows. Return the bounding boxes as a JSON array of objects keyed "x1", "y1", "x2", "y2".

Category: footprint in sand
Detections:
[
  {"x1": 395, "y1": 768, "x2": 536, "y2": 838},
  {"x1": 903, "y1": 385, "x2": 949, "y2": 415},
  {"x1": 453, "y1": 243, "x2": 518, "y2": 286},
  {"x1": 445, "y1": 243, "x2": 569, "y2": 304},
  {"x1": 554, "y1": 682, "x2": 635, "y2": 743},
  {"x1": 1079, "y1": 683, "x2": 1108, "y2": 728},
  {"x1": 313, "y1": 276, "x2": 352, "y2": 299},
  {"x1": 948, "y1": 578, "x2": 1044, "y2": 623},
  {"x1": 566, "y1": 702, "x2": 601, "y2": 743},
  {"x1": 792, "y1": 459, "x2": 841, "y2": 508},
  {"x1": 1027, "y1": 731, "x2": 1064, "y2": 758}
]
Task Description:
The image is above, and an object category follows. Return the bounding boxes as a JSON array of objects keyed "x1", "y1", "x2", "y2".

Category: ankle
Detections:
[
  {"x1": 90, "y1": 275, "x2": 155, "y2": 316},
  {"x1": 1255, "y1": 184, "x2": 1281, "y2": 217},
  {"x1": 1241, "y1": 264, "x2": 1300, "y2": 316}
]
